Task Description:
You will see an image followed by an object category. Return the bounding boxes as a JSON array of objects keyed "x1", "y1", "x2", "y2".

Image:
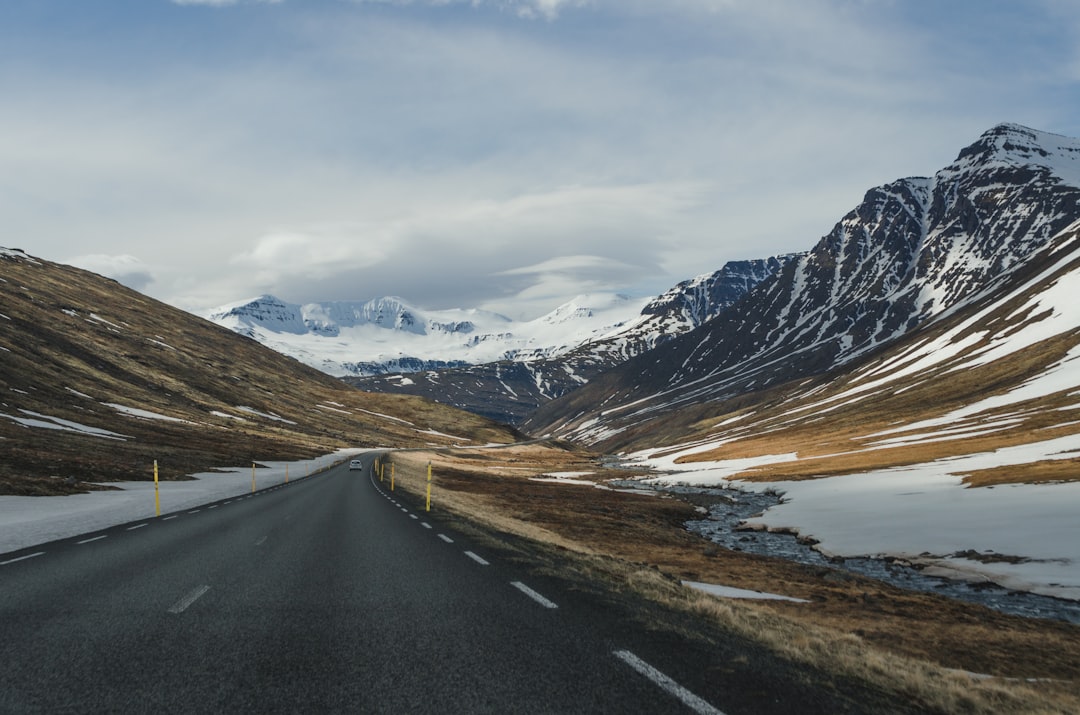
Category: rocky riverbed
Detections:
[{"x1": 612, "y1": 480, "x2": 1080, "y2": 625}]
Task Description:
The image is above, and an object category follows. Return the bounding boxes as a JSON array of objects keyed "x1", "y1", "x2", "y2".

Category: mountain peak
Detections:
[{"x1": 951, "y1": 123, "x2": 1080, "y2": 185}]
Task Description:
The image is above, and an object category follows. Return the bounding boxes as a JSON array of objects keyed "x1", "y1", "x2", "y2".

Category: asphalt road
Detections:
[{"x1": 0, "y1": 454, "x2": 733, "y2": 714}]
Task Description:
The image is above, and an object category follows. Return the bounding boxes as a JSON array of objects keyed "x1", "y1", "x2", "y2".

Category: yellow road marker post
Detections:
[
  {"x1": 153, "y1": 460, "x2": 161, "y2": 517},
  {"x1": 251, "y1": 462, "x2": 256, "y2": 493},
  {"x1": 285, "y1": 464, "x2": 289, "y2": 484},
  {"x1": 390, "y1": 463, "x2": 395, "y2": 491},
  {"x1": 426, "y1": 461, "x2": 432, "y2": 512}
]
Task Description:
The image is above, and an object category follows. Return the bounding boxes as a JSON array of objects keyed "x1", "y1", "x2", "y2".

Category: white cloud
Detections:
[
  {"x1": 67, "y1": 254, "x2": 155, "y2": 292},
  {"x1": 172, "y1": 0, "x2": 282, "y2": 5},
  {"x1": 205, "y1": 182, "x2": 702, "y2": 318},
  {"x1": 7, "y1": 0, "x2": 1079, "y2": 321},
  {"x1": 340, "y1": 0, "x2": 588, "y2": 20}
]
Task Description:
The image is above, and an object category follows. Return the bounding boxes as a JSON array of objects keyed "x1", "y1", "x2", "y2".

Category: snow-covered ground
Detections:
[
  {"x1": 632, "y1": 434, "x2": 1080, "y2": 601},
  {"x1": 682, "y1": 581, "x2": 810, "y2": 603},
  {"x1": 0, "y1": 450, "x2": 367, "y2": 556}
]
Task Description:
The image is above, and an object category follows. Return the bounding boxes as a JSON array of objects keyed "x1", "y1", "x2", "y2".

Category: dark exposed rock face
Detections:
[{"x1": 525, "y1": 124, "x2": 1080, "y2": 444}]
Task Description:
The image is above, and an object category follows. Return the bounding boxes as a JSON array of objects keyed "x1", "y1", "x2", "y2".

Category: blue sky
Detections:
[{"x1": 2, "y1": 0, "x2": 1078, "y2": 319}]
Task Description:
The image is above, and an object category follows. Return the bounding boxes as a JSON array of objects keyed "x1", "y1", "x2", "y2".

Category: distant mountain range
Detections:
[
  {"x1": 205, "y1": 123, "x2": 1080, "y2": 467},
  {"x1": 207, "y1": 293, "x2": 649, "y2": 376},
  {"x1": 206, "y1": 258, "x2": 795, "y2": 423},
  {"x1": 343, "y1": 257, "x2": 796, "y2": 423}
]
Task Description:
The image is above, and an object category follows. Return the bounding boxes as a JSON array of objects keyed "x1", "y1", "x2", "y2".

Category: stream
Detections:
[{"x1": 613, "y1": 480, "x2": 1080, "y2": 625}]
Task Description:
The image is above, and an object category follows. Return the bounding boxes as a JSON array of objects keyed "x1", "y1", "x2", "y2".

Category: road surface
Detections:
[{"x1": 1, "y1": 453, "x2": 914, "y2": 713}]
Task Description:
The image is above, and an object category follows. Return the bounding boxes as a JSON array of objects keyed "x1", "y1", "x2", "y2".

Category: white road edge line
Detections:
[
  {"x1": 126, "y1": 523, "x2": 148, "y2": 531},
  {"x1": 464, "y1": 551, "x2": 489, "y2": 566},
  {"x1": 163, "y1": 515, "x2": 179, "y2": 521},
  {"x1": 511, "y1": 581, "x2": 558, "y2": 609},
  {"x1": 613, "y1": 650, "x2": 725, "y2": 715},
  {"x1": 438, "y1": 534, "x2": 454, "y2": 544},
  {"x1": 168, "y1": 584, "x2": 211, "y2": 614},
  {"x1": 77, "y1": 535, "x2": 108, "y2": 544},
  {"x1": 1, "y1": 552, "x2": 45, "y2": 565},
  {"x1": 254, "y1": 536, "x2": 268, "y2": 546}
]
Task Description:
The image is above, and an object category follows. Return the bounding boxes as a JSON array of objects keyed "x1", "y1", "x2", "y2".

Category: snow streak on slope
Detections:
[
  {"x1": 610, "y1": 220, "x2": 1080, "y2": 600},
  {"x1": 529, "y1": 124, "x2": 1080, "y2": 447}
]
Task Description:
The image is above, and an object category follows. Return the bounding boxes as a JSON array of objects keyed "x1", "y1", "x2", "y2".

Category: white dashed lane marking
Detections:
[
  {"x1": 613, "y1": 650, "x2": 725, "y2": 715},
  {"x1": 511, "y1": 581, "x2": 558, "y2": 609},
  {"x1": 464, "y1": 551, "x2": 489, "y2": 566},
  {"x1": 1, "y1": 552, "x2": 45, "y2": 566},
  {"x1": 168, "y1": 585, "x2": 211, "y2": 614},
  {"x1": 77, "y1": 535, "x2": 108, "y2": 545}
]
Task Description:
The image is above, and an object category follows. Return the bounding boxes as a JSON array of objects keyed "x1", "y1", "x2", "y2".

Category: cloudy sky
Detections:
[{"x1": 2, "y1": 0, "x2": 1078, "y2": 319}]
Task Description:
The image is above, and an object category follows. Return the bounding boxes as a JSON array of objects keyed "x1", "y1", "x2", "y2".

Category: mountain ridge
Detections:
[{"x1": 525, "y1": 123, "x2": 1080, "y2": 444}]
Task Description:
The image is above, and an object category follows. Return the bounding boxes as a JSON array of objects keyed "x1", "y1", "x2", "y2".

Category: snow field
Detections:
[{"x1": 633, "y1": 434, "x2": 1080, "y2": 600}]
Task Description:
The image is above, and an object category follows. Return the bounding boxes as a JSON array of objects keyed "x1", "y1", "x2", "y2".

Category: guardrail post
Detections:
[{"x1": 154, "y1": 460, "x2": 161, "y2": 516}]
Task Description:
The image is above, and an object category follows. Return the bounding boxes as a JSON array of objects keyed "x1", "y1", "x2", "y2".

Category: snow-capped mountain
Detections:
[
  {"x1": 517, "y1": 124, "x2": 1080, "y2": 598},
  {"x1": 346, "y1": 257, "x2": 795, "y2": 423},
  {"x1": 527, "y1": 123, "x2": 1080, "y2": 446},
  {"x1": 206, "y1": 293, "x2": 651, "y2": 377}
]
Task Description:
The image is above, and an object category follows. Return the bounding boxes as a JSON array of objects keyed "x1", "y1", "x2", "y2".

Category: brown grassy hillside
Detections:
[{"x1": 0, "y1": 249, "x2": 518, "y2": 495}]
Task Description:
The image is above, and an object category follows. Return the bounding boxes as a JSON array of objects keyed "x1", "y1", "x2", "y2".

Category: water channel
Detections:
[{"x1": 611, "y1": 480, "x2": 1080, "y2": 625}]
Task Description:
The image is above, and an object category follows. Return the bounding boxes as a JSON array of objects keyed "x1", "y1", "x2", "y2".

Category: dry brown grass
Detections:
[
  {"x1": 960, "y1": 457, "x2": 1080, "y2": 487},
  {"x1": 0, "y1": 252, "x2": 519, "y2": 495},
  {"x1": 382, "y1": 445, "x2": 1080, "y2": 714}
]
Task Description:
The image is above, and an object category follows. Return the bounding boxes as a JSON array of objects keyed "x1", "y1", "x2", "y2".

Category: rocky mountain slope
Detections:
[
  {"x1": 526, "y1": 124, "x2": 1080, "y2": 450},
  {"x1": 0, "y1": 249, "x2": 518, "y2": 495},
  {"x1": 517, "y1": 123, "x2": 1080, "y2": 601},
  {"x1": 347, "y1": 257, "x2": 795, "y2": 424}
]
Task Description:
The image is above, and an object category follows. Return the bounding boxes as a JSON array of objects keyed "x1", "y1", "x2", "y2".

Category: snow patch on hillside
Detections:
[{"x1": 633, "y1": 434, "x2": 1080, "y2": 600}]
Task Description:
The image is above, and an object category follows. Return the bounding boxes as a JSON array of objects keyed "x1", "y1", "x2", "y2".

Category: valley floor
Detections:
[
  {"x1": 5, "y1": 442, "x2": 1080, "y2": 712},
  {"x1": 631, "y1": 434, "x2": 1080, "y2": 603},
  {"x1": 383, "y1": 443, "x2": 1080, "y2": 713}
]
